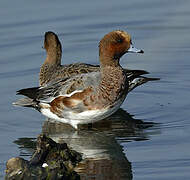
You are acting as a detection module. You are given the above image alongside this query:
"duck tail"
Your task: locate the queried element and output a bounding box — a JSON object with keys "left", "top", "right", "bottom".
{"left": 128, "top": 76, "right": 160, "bottom": 92}
{"left": 125, "top": 69, "right": 149, "bottom": 81}
{"left": 12, "top": 97, "right": 40, "bottom": 111}
{"left": 16, "top": 87, "right": 40, "bottom": 99}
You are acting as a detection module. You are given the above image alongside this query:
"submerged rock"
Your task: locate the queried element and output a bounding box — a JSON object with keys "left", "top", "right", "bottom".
{"left": 5, "top": 134, "right": 82, "bottom": 180}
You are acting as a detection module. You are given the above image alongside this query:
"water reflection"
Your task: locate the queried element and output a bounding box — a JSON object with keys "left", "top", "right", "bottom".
{"left": 14, "top": 109, "right": 160, "bottom": 180}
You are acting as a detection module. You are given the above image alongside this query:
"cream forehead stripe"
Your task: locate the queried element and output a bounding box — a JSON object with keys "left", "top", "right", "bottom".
{"left": 115, "top": 30, "right": 130, "bottom": 41}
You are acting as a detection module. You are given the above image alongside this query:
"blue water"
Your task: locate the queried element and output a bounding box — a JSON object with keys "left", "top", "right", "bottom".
{"left": 0, "top": 0, "right": 190, "bottom": 179}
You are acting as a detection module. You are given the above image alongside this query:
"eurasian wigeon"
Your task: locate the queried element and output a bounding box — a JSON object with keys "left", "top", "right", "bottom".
{"left": 40, "top": 31, "right": 99, "bottom": 86}
{"left": 13, "top": 30, "right": 157, "bottom": 129}
{"left": 40, "top": 31, "right": 158, "bottom": 92}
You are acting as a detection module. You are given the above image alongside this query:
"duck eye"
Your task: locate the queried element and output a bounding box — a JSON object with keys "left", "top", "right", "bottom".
{"left": 117, "top": 38, "right": 123, "bottom": 43}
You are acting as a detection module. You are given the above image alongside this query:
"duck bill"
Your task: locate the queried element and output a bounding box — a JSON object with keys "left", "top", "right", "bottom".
{"left": 127, "top": 44, "right": 144, "bottom": 53}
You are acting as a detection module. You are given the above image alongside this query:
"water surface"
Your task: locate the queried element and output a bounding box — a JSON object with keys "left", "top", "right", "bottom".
{"left": 0, "top": 0, "right": 190, "bottom": 179}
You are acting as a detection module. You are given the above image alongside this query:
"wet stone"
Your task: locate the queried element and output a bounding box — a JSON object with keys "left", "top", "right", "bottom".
{"left": 5, "top": 134, "right": 82, "bottom": 180}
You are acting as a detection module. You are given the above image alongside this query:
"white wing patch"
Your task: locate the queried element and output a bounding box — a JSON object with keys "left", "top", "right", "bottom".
{"left": 40, "top": 90, "right": 83, "bottom": 103}
{"left": 62, "top": 90, "right": 83, "bottom": 97}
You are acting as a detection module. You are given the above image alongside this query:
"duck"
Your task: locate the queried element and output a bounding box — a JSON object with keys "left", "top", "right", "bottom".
{"left": 40, "top": 31, "right": 99, "bottom": 86}
{"left": 13, "top": 30, "right": 157, "bottom": 129}
{"left": 40, "top": 31, "right": 158, "bottom": 92}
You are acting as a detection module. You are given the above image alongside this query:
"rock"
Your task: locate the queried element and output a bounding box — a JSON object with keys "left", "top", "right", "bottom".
{"left": 5, "top": 134, "right": 82, "bottom": 180}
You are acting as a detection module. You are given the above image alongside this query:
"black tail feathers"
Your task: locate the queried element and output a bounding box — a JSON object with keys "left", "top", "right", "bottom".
{"left": 17, "top": 87, "right": 40, "bottom": 100}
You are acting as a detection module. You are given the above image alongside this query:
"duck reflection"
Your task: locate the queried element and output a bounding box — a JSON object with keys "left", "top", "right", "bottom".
{"left": 42, "top": 108, "right": 159, "bottom": 141}
{"left": 14, "top": 109, "right": 160, "bottom": 180}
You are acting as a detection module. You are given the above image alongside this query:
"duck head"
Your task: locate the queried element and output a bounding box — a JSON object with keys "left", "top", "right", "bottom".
{"left": 43, "top": 31, "right": 62, "bottom": 65}
{"left": 99, "top": 30, "right": 143, "bottom": 67}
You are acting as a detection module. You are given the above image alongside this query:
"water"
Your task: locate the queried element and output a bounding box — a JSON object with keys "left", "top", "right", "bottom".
{"left": 0, "top": 0, "right": 190, "bottom": 179}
